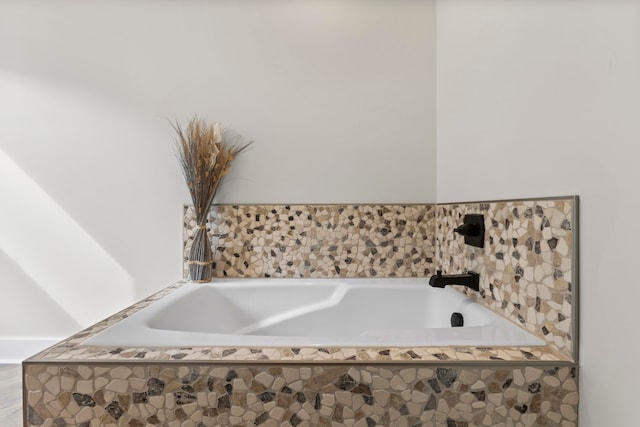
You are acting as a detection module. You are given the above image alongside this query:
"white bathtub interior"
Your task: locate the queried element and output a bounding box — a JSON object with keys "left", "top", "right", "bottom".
{"left": 84, "top": 278, "right": 546, "bottom": 348}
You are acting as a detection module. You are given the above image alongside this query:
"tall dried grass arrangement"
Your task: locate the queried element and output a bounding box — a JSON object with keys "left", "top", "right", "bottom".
{"left": 172, "top": 117, "right": 252, "bottom": 282}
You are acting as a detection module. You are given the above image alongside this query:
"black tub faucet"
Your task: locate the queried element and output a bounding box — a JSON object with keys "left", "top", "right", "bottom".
{"left": 429, "top": 270, "right": 480, "bottom": 292}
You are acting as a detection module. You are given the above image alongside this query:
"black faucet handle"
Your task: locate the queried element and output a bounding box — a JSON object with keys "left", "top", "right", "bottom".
{"left": 454, "top": 214, "right": 485, "bottom": 248}
{"left": 436, "top": 270, "right": 442, "bottom": 276}
{"left": 454, "top": 223, "right": 480, "bottom": 236}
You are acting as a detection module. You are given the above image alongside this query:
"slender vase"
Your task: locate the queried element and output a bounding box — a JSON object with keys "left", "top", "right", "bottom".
{"left": 189, "top": 222, "right": 214, "bottom": 283}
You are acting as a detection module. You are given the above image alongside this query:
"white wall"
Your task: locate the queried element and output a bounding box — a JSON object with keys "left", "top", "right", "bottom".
{"left": 0, "top": 0, "right": 436, "bottom": 353}
{"left": 1, "top": 0, "right": 634, "bottom": 420}
{"left": 437, "top": 1, "right": 640, "bottom": 425}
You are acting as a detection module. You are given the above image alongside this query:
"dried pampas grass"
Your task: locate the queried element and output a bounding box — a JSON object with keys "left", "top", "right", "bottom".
{"left": 172, "top": 116, "right": 252, "bottom": 282}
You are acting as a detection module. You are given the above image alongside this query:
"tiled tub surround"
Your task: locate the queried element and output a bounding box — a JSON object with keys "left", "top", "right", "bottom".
{"left": 24, "top": 363, "right": 578, "bottom": 427}
{"left": 183, "top": 204, "right": 436, "bottom": 279}
{"left": 23, "top": 197, "right": 579, "bottom": 425}
{"left": 436, "top": 198, "right": 577, "bottom": 360}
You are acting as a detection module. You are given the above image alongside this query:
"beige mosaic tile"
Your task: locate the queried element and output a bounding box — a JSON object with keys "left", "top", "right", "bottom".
{"left": 183, "top": 204, "right": 436, "bottom": 279}
{"left": 23, "top": 198, "right": 579, "bottom": 426}
{"left": 436, "top": 198, "right": 577, "bottom": 360}
{"left": 24, "top": 363, "right": 578, "bottom": 427}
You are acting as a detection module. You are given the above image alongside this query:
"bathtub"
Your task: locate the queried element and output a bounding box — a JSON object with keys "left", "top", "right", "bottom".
{"left": 84, "top": 278, "right": 545, "bottom": 348}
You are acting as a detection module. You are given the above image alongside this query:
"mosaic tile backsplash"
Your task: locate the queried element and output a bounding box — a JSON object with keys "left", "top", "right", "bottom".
{"left": 436, "top": 198, "right": 576, "bottom": 360}
{"left": 184, "top": 205, "right": 436, "bottom": 279}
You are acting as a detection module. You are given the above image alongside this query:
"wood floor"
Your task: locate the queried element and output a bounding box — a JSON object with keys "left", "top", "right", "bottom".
{"left": 0, "top": 364, "right": 22, "bottom": 426}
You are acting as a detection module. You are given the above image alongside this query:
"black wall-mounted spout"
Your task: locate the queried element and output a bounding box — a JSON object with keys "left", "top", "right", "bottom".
{"left": 429, "top": 270, "right": 480, "bottom": 292}
{"left": 454, "top": 214, "right": 485, "bottom": 248}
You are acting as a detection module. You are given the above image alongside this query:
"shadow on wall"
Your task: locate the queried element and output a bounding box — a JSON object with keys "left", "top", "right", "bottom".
{"left": 0, "top": 148, "right": 135, "bottom": 329}
{"left": 0, "top": 249, "right": 80, "bottom": 336}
